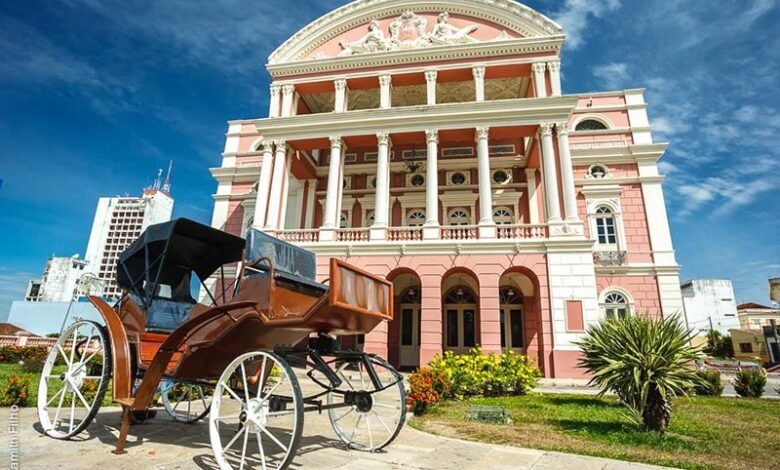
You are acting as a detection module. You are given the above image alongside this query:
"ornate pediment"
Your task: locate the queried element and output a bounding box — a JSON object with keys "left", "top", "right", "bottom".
{"left": 335, "top": 11, "right": 509, "bottom": 58}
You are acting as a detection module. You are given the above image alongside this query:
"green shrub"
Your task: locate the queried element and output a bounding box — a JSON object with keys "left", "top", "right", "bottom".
{"left": 693, "top": 370, "right": 723, "bottom": 396}
{"left": 407, "top": 367, "right": 447, "bottom": 416}
{"left": 0, "top": 345, "right": 50, "bottom": 364}
{"left": 429, "top": 348, "right": 541, "bottom": 400}
{"left": 733, "top": 369, "right": 766, "bottom": 398}
{"left": 575, "top": 314, "right": 703, "bottom": 433}
{"left": 0, "top": 375, "right": 31, "bottom": 407}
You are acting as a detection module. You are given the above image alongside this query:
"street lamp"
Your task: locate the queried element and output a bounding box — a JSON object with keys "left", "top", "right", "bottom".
{"left": 57, "top": 273, "right": 104, "bottom": 336}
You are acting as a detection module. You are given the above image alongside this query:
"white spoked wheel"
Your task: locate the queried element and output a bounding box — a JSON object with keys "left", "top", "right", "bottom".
{"left": 210, "top": 351, "right": 303, "bottom": 470}
{"left": 161, "top": 380, "right": 213, "bottom": 423}
{"left": 37, "top": 320, "right": 111, "bottom": 439}
{"left": 326, "top": 356, "right": 406, "bottom": 452}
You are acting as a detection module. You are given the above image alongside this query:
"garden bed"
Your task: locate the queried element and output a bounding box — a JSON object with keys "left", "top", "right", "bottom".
{"left": 411, "top": 393, "right": 780, "bottom": 470}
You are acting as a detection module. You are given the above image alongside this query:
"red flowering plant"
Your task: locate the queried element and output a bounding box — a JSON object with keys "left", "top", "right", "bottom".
{"left": 407, "top": 367, "right": 448, "bottom": 416}
{"left": 0, "top": 374, "right": 31, "bottom": 407}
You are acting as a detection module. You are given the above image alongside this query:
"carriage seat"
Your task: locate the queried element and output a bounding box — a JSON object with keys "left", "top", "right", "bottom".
{"left": 130, "top": 293, "right": 195, "bottom": 333}
{"left": 244, "top": 228, "right": 328, "bottom": 295}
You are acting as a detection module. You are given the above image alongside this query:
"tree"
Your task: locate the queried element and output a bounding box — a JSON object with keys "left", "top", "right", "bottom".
{"left": 705, "top": 330, "right": 734, "bottom": 358}
{"left": 576, "top": 314, "right": 704, "bottom": 433}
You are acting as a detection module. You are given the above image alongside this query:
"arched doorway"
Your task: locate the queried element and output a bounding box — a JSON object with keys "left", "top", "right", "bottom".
{"left": 443, "top": 286, "right": 478, "bottom": 354}
{"left": 386, "top": 270, "right": 421, "bottom": 369}
{"left": 499, "top": 286, "right": 524, "bottom": 352}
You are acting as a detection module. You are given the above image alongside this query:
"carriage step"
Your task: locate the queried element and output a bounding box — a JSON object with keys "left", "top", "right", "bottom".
{"left": 115, "top": 398, "right": 134, "bottom": 407}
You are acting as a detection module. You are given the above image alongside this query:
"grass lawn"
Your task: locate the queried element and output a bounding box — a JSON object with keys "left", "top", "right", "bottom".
{"left": 0, "top": 362, "right": 113, "bottom": 408}
{"left": 411, "top": 393, "right": 780, "bottom": 470}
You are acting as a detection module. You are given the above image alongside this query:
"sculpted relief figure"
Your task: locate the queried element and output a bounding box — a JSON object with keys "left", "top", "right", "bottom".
{"left": 339, "top": 20, "right": 389, "bottom": 56}
{"left": 429, "top": 12, "right": 478, "bottom": 45}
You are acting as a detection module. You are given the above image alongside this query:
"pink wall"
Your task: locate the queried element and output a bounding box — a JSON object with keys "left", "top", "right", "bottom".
{"left": 596, "top": 275, "right": 662, "bottom": 317}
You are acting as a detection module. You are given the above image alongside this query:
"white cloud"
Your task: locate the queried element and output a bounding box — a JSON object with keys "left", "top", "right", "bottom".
{"left": 591, "top": 62, "right": 629, "bottom": 90}
{"left": 554, "top": 0, "right": 622, "bottom": 49}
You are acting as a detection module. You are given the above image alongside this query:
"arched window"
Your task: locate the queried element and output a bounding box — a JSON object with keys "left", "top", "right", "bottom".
{"left": 401, "top": 287, "right": 421, "bottom": 303}
{"left": 493, "top": 207, "right": 514, "bottom": 225}
{"left": 445, "top": 287, "right": 476, "bottom": 304}
{"left": 448, "top": 208, "right": 470, "bottom": 226}
{"left": 595, "top": 206, "right": 617, "bottom": 245}
{"left": 575, "top": 119, "right": 608, "bottom": 131}
{"left": 406, "top": 210, "right": 426, "bottom": 227}
{"left": 603, "top": 292, "right": 629, "bottom": 319}
{"left": 499, "top": 286, "right": 523, "bottom": 349}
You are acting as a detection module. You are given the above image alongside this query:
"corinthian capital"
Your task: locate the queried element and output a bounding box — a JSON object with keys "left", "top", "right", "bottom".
{"left": 531, "top": 62, "right": 546, "bottom": 74}
{"left": 425, "top": 129, "right": 438, "bottom": 144}
{"left": 272, "top": 140, "right": 287, "bottom": 152}
{"left": 379, "top": 74, "right": 392, "bottom": 87}
{"left": 269, "top": 83, "right": 281, "bottom": 95}
{"left": 376, "top": 132, "right": 390, "bottom": 146}
{"left": 329, "top": 137, "right": 342, "bottom": 149}
{"left": 547, "top": 61, "right": 561, "bottom": 72}
{"left": 475, "top": 127, "right": 490, "bottom": 141}
{"left": 261, "top": 140, "right": 274, "bottom": 153}
{"left": 472, "top": 66, "right": 486, "bottom": 80}
{"left": 539, "top": 122, "right": 554, "bottom": 137}
{"left": 281, "top": 84, "right": 295, "bottom": 96}
{"left": 425, "top": 70, "right": 438, "bottom": 82}
{"left": 555, "top": 121, "right": 570, "bottom": 136}
{"left": 334, "top": 78, "right": 348, "bottom": 91}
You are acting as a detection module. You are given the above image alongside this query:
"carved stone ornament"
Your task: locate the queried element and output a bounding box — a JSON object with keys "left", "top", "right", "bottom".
{"left": 336, "top": 11, "right": 509, "bottom": 58}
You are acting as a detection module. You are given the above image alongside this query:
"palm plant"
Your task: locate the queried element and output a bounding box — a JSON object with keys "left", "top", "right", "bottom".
{"left": 575, "top": 314, "right": 703, "bottom": 433}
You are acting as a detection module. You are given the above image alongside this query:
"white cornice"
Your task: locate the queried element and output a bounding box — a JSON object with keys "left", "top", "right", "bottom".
{"left": 256, "top": 96, "right": 579, "bottom": 141}
{"left": 268, "top": 0, "right": 563, "bottom": 67}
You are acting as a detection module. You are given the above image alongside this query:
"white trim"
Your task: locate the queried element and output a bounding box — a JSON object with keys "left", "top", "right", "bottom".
{"left": 598, "top": 286, "right": 634, "bottom": 304}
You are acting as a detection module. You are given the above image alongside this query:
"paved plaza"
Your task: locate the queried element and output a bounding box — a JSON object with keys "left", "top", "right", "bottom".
{"left": 1, "top": 406, "right": 671, "bottom": 469}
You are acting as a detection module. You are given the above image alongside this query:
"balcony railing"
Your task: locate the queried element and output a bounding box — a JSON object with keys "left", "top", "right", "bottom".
{"left": 277, "top": 229, "right": 320, "bottom": 243}
{"left": 388, "top": 226, "right": 423, "bottom": 241}
{"left": 441, "top": 225, "right": 479, "bottom": 240}
{"left": 337, "top": 228, "right": 370, "bottom": 242}
{"left": 497, "top": 224, "right": 548, "bottom": 239}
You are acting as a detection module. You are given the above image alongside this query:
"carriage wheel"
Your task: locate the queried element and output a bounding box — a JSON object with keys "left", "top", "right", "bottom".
{"left": 210, "top": 351, "right": 303, "bottom": 470}
{"left": 161, "top": 380, "right": 213, "bottom": 423}
{"left": 37, "top": 320, "right": 111, "bottom": 439}
{"left": 326, "top": 356, "right": 406, "bottom": 452}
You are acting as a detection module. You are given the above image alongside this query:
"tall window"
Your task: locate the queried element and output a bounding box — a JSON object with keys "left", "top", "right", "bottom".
{"left": 499, "top": 286, "right": 524, "bottom": 349}
{"left": 406, "top": 210, "right": 425, "bottom": 227}
{"left": 595, "top": 206, "right": 617, "bottom": 245}
{"left": 448, "top": 208, "right": 470, "bottom": 226}
{"left": 575, "top": 119, "right": 608, "bottom": 131}
{"left": 493, "top": 207, "right": 514, "bottom": 225}
{"left": 603, "top": 292, "right": 629, "bottom": 319}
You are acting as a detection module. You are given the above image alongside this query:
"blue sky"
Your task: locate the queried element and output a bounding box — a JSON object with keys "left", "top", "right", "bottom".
{"left": 0, "top": 0, "right": 778, "bottom": 319}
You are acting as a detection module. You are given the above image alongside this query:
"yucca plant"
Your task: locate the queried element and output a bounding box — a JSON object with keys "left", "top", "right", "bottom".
{"left": 575, "top": 314, "right": 703, "bottom": 433}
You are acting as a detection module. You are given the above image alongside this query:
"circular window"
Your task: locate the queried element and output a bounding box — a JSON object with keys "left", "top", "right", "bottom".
{"left": 575, "top": 119, "right": 608, "bottom": 131}
{"left": 589, "top": 165, "right": 608, "bottom": 179}
{"left": 451, "top": 172, "right": 466, "bottom": 185}
{"left": 411, "top": 174, "right": 425, "bottom": 187}
{"left": 492, "top": 170, "right": 509, "bottom": 184}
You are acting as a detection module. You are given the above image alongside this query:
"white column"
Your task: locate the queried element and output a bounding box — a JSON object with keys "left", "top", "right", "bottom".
{"left": 547, "top": 61, "right": 562, "bottom": 96}
{"left": 334, "top": 78, "right": 348, "bottom": 113}
{"left": 335, "top": 145, "right": 346, "bottom": 224}
{"left": 425, "top": 70, "right": 437, "bottom": 105}
{"left": 304, "top": 179, "right": 316, "bottom": 229}
{"left": 476, "top": 127, "right": 495, "bottom": 238}
{"left": 539, "top": 123, "right": 561, "bottom": 222}
{"left": 371, "top": 132, "right": 391, "bottom": 239}
{"left": 268, "top": 84, "right": 281, "bottom": 118}
{"left": 555, "top": 122, "right": 579, "bottom": 222}
{"left": 379, "top": 74, "right": 392, "bottom": 109}
{"left": 278, "top": 151, "right": 292, "bottom": 228}
{"left": 321, "top": 137, "right": 343, "bottom": 236}
{"left": 264, "top": 141, "right": 287, "bottom": 230}
{"left": 473, "top": 66, "right": 485, "bottom": 102}
{"left": 253, "top": 140, "right": 275, "bottom": 228}
{"left": 423, "top": 129, "right": 440, "bottom": 239}
{"left": 531, "top": 62, "right": 548, "bottom": 98}
{"left": 525, "top": 168, "right": 540, "bottom": 225}
{"left": 280, "top": 84, "right": 295, "bottom": 117}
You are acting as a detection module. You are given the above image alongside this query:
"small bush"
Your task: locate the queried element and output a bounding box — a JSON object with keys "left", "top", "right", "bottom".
{"left": 0, "top": 375, "right": 31, "bottom": 407}
{"left": 0, "top": 345, "right": 49, "bottom": 364}
{"left": 20, "top": 359, "right": 45, "bottom": 373}
{"left": 429, "top": 348, "right": 541, "bottom": 400}
{"left": 407, "top": 367, "right": 447, "bottom": 416}
{"left": 693, "top": 370, "right": 723, "bottom": 396}
{"left": 733, "top": 368, "right": 766, "bottom": 398}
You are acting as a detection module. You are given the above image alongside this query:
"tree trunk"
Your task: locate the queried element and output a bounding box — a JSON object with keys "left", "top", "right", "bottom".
{"left": 643, "top": 383, "right": 671, "bottom": 433}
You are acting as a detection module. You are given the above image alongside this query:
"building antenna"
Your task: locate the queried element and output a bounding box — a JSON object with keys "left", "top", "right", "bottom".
{"left": 162, "top": 160, "right": 173, "bottom": 194}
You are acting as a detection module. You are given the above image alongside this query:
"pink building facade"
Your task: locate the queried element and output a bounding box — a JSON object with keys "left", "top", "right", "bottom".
{"left": 208, "top": 0, "right": 684, "bottom": 378}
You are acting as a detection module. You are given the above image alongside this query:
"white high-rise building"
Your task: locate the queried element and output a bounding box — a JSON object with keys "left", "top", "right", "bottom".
{"left": 24, "top": 254, "right": 89, "bottom": 302}
{"left": 85, "top": 188, "right": 174, "bottom": 299}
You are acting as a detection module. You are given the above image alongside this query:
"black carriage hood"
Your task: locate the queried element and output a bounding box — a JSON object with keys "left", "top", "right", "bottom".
{"left": 116, "top": 218, "right": 245, "bottom": 294}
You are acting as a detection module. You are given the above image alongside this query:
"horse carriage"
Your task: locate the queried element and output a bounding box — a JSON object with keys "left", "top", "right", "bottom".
{"left": 37, "top": 218, "right": 405, "bottom": 469}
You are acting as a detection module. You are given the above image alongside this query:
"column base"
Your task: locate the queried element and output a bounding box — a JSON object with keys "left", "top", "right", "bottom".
{"left": 422, "top": 224, "right": 440, "bottom": 240}
{"left": 319, "top": 228, "right": 336, "bottom": 241}
{"left": 478, "top": 222, "right": 496, "bottom": 239}
{"left": 369, "top": 226, "right": 387, "bottom": 241}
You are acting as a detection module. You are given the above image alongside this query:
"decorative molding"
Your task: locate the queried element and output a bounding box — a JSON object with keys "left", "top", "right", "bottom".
{"left": 531, "top": 62, "right": 546, "bottom": 74}
{"left": 555, "top": 121, "right": 569, "bottom": 136}
{"left": 472, "top": 65, "right": 486, "bottom": 79}
{"left": 539, "top": 122, "right": 554, "bottom": 136}
{"left": 376, "top": 132, "right": 391, "bottom": 145}
{"left": 425, "top": 129, "right": 439, "bottom": 144}
{"left": 379, "top": 74, "right": 392, "bottom": 86}
{"left": 475, "top": 126, "right": 490, "bottom": 140}
{"left": 281, "top": 84, "right": 295, "bottom": 96}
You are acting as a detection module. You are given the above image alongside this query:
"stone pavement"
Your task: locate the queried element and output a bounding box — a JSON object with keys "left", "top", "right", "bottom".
{"left": 0, "top": 406, "right": 671, "bottom": 469}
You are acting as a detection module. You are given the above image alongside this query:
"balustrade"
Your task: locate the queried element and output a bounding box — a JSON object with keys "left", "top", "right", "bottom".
{"left": 277, "top": 229, "right": 320, "bottom": 243}
{"left": 387, "top": 226, "right": 423, "bottom": 241}
{"left": 337, "top": 228, "right": 370, "bottom": 242}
